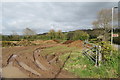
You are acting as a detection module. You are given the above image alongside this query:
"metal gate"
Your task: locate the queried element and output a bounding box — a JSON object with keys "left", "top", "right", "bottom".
{"left": 82, "top": 41, "right": 102, "bottom": 66}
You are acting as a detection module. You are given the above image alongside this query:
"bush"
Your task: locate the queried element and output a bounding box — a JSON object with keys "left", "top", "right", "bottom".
{"left": 97, "top": 41, "right": 113, "bottom": 61}
{"left": 67, "top": 30, "right": 89, "bottom": 40}
{"left": 89, "top": 38, "right": 98, "bottom": 43}
{"left": 17, "top": 39, "right": 35, "bottom": 46}
{"left": 2, "top": 41, "right": 17, "bottom": 47}
{"left": 113, "top": 34, "right": 120, "bottom": 45}
{"left": 73, "top": 30, "right": 89, "bottom": 40}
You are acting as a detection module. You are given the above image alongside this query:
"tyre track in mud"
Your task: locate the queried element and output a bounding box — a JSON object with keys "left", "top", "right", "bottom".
{"left": 3, "top": 45, "right": 76, "bottom": 78}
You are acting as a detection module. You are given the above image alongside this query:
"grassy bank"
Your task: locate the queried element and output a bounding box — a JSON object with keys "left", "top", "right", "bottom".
{"left": 60, "top": 51, "right": 119, "bottom": 78}
{"left": 39, "top": 44, "right": 119, "bottom": 78}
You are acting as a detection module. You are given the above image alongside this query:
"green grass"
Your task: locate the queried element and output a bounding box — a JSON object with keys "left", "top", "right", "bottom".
{"left": 40, "top": 44, "right": 119, "bottom": 78}
{"left": 60, "top": 51, "right": 119, "bottom": 78}
{"left": 41, "top": 45, "right": 80, "bottom": 56}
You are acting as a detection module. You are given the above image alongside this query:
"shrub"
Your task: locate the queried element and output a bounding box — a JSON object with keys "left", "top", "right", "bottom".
{"left": 2, "top": 41, "right": 17, "bottom": 47}
{"left": 97, "top": 41, "right": 113, "bottom": 61}
{"left": 67, "top": 30, "right": 89, "bottom": 40}
{"left": 17, "top": 39, "right": 35, "bottom": 46}
{"left": 73, "top": 30, "right": 89, "bottom": 40}
{"left": 113, "top": 34, "right": 120, "bottom": 45}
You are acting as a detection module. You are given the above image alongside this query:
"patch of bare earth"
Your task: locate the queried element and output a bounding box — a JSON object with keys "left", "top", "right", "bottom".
{"left": 2, "top": 43, "right": 77, "bottom": 78}
{"left": 68, "top": 40, "right": 84, "bottom": 48}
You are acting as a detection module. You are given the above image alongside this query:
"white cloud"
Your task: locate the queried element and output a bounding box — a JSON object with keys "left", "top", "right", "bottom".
{"left": 1, "top": 0, "right": 119, "bottom": 2}
{"left": 2, "top": 2, "right": 118, "bottom": 35}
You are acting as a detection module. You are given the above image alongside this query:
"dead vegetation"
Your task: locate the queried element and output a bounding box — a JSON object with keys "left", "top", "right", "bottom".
{"left": 16, "top": 40, "right": 34, "bottom": 46}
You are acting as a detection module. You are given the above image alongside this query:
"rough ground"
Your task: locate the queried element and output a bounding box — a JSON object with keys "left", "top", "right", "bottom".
{"left": 2, "top": 41, "right": 81, "bottom": 78}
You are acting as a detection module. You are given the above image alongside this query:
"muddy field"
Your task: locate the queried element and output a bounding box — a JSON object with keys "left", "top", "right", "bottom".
{"left": 2, "top": 40, "right": 92, "bottom": 78}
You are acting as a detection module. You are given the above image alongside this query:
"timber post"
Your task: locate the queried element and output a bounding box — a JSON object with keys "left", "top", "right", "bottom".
{"left": 98, "top": 46, "right": 102, "bottom": 66}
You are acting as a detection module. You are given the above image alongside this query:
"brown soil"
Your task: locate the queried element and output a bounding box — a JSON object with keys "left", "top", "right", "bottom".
{"left": 68, "top": 40, "right": 84, "bottom": 48}
{"left": 85, "top": 44, "right": 93, "bottom": 48}
{"left": 44, "top": 40, "right": 58, "bottom": 44}
{"left": 31, "top": 40, "right": 44, "bottom": 45}
{"left": 2, "top": 44, "right": 77, "bottom": 78}
{"left": 1, "top": 40, "right": 95, "bottom": 78}
{"left": 53, "top": 40, "right": 60, "bottom": 43}
{"left": 63, "top": 40, "right": 74, "bottom": 44}
{"left": 29, "top": 40, "right": 59, "bottom": 45}
{"left": 2, "top": 63, "right": 29, "bottom": 78}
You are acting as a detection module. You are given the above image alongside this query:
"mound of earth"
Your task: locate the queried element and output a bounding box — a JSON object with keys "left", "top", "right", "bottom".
{"left": 63, "top": 40, "right": 74, "bottom": 44}
{"left": 68, "top": 40, "right": 84, "bottom": 48}
{"left": 17, "top": 40, "right": 34, "bottom": 46}
{"left": 31, "top": 40, "right": 44, "bottom": 45}
{"left": 53, "top": 40, "right": 60, "bottom": 43}
{"left": 44, "top": 40, "right": 58, "bottom": 44}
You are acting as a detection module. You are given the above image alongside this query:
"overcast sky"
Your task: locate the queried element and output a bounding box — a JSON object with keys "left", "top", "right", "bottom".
{"left": 1, "top": 2, "right": 118, "bottom": 35}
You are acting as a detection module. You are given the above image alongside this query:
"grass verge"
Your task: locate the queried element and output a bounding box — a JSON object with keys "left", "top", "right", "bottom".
{"left": 60, "top": 50, "right": 119, "bottom": 78}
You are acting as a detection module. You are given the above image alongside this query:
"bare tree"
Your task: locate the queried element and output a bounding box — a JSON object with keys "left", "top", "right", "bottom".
{"left": 23, "top": 28, "right": 36, "bottom": 36}
{"left": 11, "top": 30, "right": 19, "bottom": 41}
{"left": 92, "top": 9, "right": 117, "bottom": 41}
{"left": 47, "top": 29, "right": 56, "bottom": 39}
{"left": 56, "top": 30, "right": 64, "bottom": 39}
{"left": 12, "top": 30, "right": 18, "bottom": 36}
{"left": 92, "top": 9, "right": 112, "bottom": 29}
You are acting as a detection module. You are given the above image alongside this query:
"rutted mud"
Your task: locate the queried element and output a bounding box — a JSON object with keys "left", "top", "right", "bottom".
{"left": 2, "top": 40, "right": 87, "bottom": 78}
{"left": 35, "top": 60, "right": 48, "bottom": 71}
{"left": 2, "top": 62, "right": 29, "bottom": 78}
{"left": 18, "top": 62, "right": 41, "bottom": 76}
{"left": 2, "top": 45, "right": 76, "bottom": 78}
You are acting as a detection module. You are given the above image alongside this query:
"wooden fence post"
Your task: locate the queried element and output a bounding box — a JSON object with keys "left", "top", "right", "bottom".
{"left": 98, "top": 46, "right": 102, "bottom": 66}
{"left": 95, "top": 45, "right": 98, "bottom": 66}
